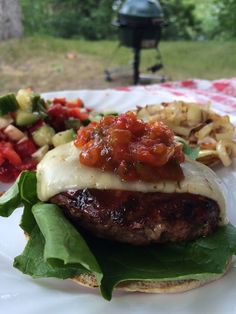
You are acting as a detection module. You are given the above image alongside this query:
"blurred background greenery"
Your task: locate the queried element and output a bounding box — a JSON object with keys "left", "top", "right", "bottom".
{"left": 21, "top": 0, "right": 236, "bottom": 40}
{"left": 0, "top": 0, "right": 236, "bottom": 93}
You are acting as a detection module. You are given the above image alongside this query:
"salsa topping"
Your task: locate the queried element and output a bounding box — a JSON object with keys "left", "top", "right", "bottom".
{"left": 75, "top": 111, "right": 185, "bottom": 182}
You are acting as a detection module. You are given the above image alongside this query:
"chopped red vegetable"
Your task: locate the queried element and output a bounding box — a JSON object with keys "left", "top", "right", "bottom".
{"left": 0, "top": 162, "right": 20, "bottom": 183}
{"left": 52, "top": 98, "right": 67, "bottom": 106}
{"left": 15, "top": 139, "right": 37, "bottom": 158}
{"left": 75, "top": 111, "right": 185, "bottom": 182}
{"left": 67, "top": 108, "right": 89, "bottom": 121}
{"left": 0, "top": 94, "right": 90, "bottom": 183}
{"left": 47, "top": 98, "right": 89, "bottom": 131}
{"left": 65, "top": 98, "right": 84, "bottom": 108}
{"left": 0, "top": 142, "right": 21, "bottom": 166}
{"left": 28, "top": 119, "right": 45, "bottom": 134}
{"left": 0, "top": 140, "right": 38, "bottom": 183}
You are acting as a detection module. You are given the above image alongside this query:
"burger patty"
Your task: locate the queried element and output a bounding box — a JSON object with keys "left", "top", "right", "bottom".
{"left": 50, "top": 189, "right": 220, "bottom": 245}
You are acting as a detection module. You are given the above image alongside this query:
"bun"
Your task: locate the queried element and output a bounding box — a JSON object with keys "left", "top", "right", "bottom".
{"left": 73, "top": 260, "right": 231, "bottom": 294}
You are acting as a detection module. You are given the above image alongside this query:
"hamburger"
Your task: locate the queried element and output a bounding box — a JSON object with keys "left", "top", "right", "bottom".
{"left": 0, "top": 111, "right": 236, "bottom": 301}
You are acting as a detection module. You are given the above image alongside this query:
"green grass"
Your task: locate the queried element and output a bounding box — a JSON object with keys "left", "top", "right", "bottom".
{"left": 0, "top": 36, "right": 235, "bottom": 93}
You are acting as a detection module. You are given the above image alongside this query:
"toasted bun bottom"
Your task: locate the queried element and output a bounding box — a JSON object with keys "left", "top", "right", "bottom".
{"left": 73, "top": 260, "right": 231, "bottom": 294}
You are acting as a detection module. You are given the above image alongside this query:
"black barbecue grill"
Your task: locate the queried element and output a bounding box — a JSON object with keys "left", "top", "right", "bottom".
{"left": 105, "top": 0, "right": 166, "bottom": 85}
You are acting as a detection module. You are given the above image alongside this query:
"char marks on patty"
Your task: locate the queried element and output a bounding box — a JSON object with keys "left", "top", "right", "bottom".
{"left": 50, "top": 189, "right": 220, "bottom": 245}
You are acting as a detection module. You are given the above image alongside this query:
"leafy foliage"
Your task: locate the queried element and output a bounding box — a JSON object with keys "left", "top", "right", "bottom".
{"left": 160, "top": 0, "right": 201, "bottom": 40}
{"left": 21, "top": 0, "right": 116, "bottom": 39}
{"left": 21, "top": 0, "right": 201, "bottom": 40}
{"left": 213, "top": 0, "right": 236, "bottom": 39}
{"left": 20, "top": 0, "right": 236, "bottom": 40}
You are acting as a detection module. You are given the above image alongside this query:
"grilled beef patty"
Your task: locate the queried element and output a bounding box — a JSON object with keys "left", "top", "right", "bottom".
{"left": 50, "top": 189, "right": 220, "bottom": 245}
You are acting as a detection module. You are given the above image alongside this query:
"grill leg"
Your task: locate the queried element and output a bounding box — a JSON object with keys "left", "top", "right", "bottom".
{"left": 133, "top": 48, "right": 140, "bottom": 85}
{"left": 104, "top": 43, "right": 122, "bottom": 82}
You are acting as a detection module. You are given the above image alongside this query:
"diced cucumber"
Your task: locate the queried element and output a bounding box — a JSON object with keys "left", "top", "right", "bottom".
{"left": 16, "top": 89, "right": 33, "bottom": 112}
{"left": 32, "top": 124, "right": 56, "bottom": 147}
{"left": 0, "top": 94, "right": 19, "bottom": 116}
{"left": 32, "top": 94, "right": 48, "bottom": 119}
{"left": 52, "top": 129, "right": 76, "bottom": 147}
{"left": 65, "top": 118, "right": 81, "bottom": 130}
{"left": 89, "top": 112, "right": 102, "bottom": 122}
{"left": 89, "top": 111, "right": 118, "bottom": 123}
{"left": 31, "top": 145, "right": 49, "bottom": 161}
{"left": 15, "top": 110, "right": 39, "bottom": 126}
{"left": 102, "top": 110, "right": 118, "bottom": 116}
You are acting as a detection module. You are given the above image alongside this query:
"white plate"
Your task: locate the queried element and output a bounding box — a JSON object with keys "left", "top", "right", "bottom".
{"left": 1, "top": 90, "right": 236, "bottom": 314}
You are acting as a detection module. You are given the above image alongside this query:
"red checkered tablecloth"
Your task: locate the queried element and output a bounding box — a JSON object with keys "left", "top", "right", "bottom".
{"left": 116, "top": 78, "right": 236, "bottom": 114}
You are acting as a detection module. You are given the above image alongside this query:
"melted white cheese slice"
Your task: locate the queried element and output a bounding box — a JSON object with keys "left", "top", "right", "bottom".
{"left": 37, "top": 142, "right": 227, "bottom": 224}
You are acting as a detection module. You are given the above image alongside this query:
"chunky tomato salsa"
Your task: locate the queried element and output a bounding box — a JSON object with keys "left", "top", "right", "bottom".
{"left": 75, "top": 111, "right": 185, "bottom": 182}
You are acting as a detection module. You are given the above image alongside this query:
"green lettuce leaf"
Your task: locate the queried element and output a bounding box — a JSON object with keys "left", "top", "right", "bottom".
{"left": 19, "top": 171, "right": 38, "bottom": 204}
{"left": 13, "top": 200, "right": 236, "bottom": 301}
{"left": 90, "top": 224, "right": 236, "bottom": 300}
{"left": 19, "top": 171, "right": 38, "bottom": 234}
{"left": 14, "top": 226, "right": 87, "bottom": 279}
{"left": 32, "top": 203, "right": 102, "bottom": 281}
{"left": 0, "top": 171, "right": 38, "bottom": 234}
{"left": 14, "top": 202, "right": 102, "bottom": 290}
{"left": 0, "top": 171, "right": 36, "bottom": 216}
{"left": 0, "top": 177, "right": 21, "bottom": 217}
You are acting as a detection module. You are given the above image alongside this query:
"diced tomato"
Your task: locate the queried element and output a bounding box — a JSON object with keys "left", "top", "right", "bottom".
{"left": 117, "top": 161, "right": 137, "bottom": 181}
{"left": 109, "top": 129, "right": 132, "bottom": 146}
{"left": 76, "top": 98, "right": 84, "bottom": 108}
{"left": 47, "top": 104, "right": 68, "bottom": 131}
{"left": 53, "top": 98, "right": 66, "bottom": 105}
{"left": 2, "top": 147, "right": 22, "bottom": 166}
{"left": 66, "top": 108, "right": 80, "bottom": 119}
{"left": 28, "top": 119, "right": 45, "bottom": 134}
{"left": 65, "top": 98, "right": 84, "bottom": 108}
{"left": 0, "top": 141, "right": 12, "bottom": 150}
{"left": 0, "top": 131, "right": 6, "bottom": 141}
{"left": 18, "top": 159, "right": 37, "bottom": 171}
{"left": 15, "top": 139, "right": 37, "bottom": 158}
{"left": 67, "top": 108, "right": 89, "bottom": 121}
{"left": 0, "top": 95, "right": 93, "bottom": 184}
{"left": 79, "top": 142, "right": 101, "bottom": 167}
{"left": 0, "top": 163, "right": 19, "bottom": 183}
{"left": 0, "top": 137, "right": 38, "bottom": 182}
{"left": 64, "top": 102, "right": 78, "bottom": 108}
{"left": 0, "top": 141, "right": 22, "bottom": 167}
{"left": 47, "top": 104, "right": 66, "bottom": 119}
{"left": 74, "top": 122, "right": 97, "bottom": 147}
{"left": 0, "top": 153, "right": 4, "bottom": 166}
{"left": 46, "top": 98, "right": 89, "bottom": 132}
{"left": 75, "top": 112, "right": 185, "bottom": 182}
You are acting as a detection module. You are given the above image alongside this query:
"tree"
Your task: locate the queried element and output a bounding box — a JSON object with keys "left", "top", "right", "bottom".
{"left": 160, "top": 0, "right": 201, "bottom": 40}
{"left": 0, "top": 0, "right": 23, "bottom": 40}
{"left": 214, "top": 0, "right": 236, "bottom": 39}
{"left": 21, "top": 0, "right": 115, "bottom": 39}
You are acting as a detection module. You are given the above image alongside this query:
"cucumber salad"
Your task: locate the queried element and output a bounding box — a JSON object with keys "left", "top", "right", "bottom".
{"left": 0, "top": 89, "right": 114, "bottom": 183}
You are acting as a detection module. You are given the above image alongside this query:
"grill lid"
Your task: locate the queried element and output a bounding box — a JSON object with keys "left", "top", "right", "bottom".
{"left": 119, "top": 0, "right": 163, "bottom": 19}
